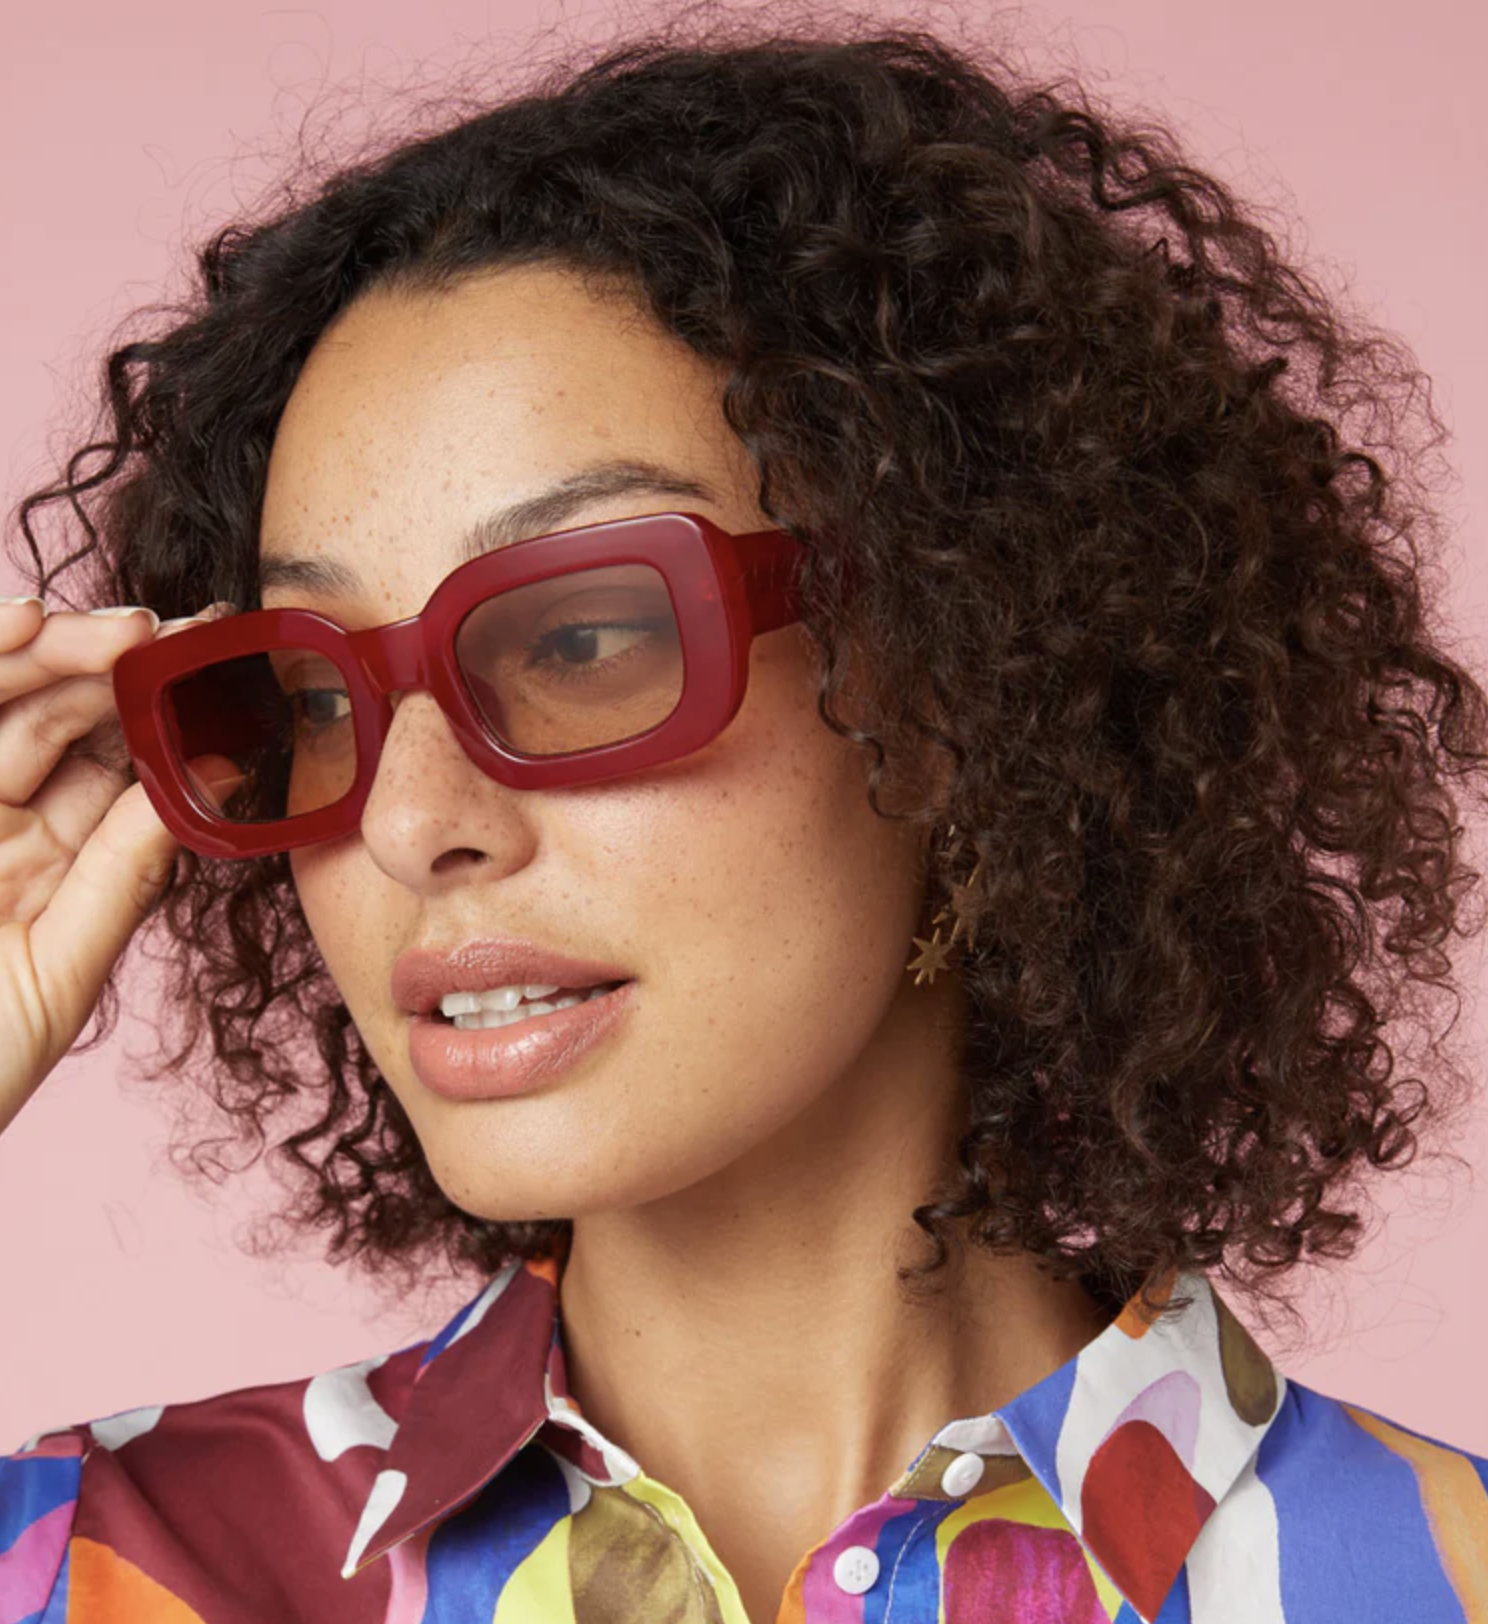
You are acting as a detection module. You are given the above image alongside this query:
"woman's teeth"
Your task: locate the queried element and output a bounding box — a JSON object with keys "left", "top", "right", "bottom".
{"left": 437, "top": 983, "right": 614, "bottom": 1031}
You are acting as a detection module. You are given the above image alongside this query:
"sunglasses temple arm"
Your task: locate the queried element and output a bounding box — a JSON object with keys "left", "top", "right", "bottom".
{"left": 733, "top": 528, "right": 812, "bottom": 635}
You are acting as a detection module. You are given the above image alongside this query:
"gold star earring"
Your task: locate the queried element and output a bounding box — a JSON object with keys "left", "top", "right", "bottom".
{"left": 906, "top": 822, "right": 985, "bottom": 986}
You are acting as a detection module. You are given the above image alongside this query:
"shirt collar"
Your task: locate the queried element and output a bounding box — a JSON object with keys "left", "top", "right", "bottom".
{"left": 339, "top": 1254, "right": 568, "bottom": 1578}
{"left": 341, "top": 1255, "right": 1284, "bottom": 1623}
{"left": 949, "top": 1267, "right": 1286, "bottom": 1621}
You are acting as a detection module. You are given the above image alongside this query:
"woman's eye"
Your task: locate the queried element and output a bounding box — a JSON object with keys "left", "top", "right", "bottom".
{"left": 291, "top": 689, "right": 352, "bottom": 731}
{"left": 527, "top": 620, "right": 656, "bottom": 671}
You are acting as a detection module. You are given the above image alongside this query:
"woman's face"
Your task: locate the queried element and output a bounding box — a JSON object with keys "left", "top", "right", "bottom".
{"left": 263, "top": 263, "right": 961, "bottom": 1223}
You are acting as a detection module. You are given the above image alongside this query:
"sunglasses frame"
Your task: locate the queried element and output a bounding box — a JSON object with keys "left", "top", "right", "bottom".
{"left": 113, "top": 511, "right": 808, "bottom": 860}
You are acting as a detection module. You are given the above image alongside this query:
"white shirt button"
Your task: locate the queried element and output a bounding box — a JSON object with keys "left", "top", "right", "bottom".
{"left": 940, "top": 1450, "right": 986, "bottom": 1497}
{"left": 832, "top": 1545, "right": 880, "bottom": 1594}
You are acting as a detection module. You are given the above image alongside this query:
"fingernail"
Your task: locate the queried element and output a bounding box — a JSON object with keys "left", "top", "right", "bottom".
{"left": 158, "top": 602, "right": 236, "bottom": 632}
{"left": 0, "top": 595, "right": 46, "bottom": 610}
{"left": 89, "top": 606, "right": 160, "bottom": 630}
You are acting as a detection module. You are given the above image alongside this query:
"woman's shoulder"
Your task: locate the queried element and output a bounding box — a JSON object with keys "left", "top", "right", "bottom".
{"left": 0, "top": 1328, "right": 437, "bottom": 1621}
{"left": 1, "top": 1261, "right": 556, "bottom": 1618}
{"left": 1196, "top": 1374, "right": 1488, "bottom": 1622}
{"left": 1261, "top": 1375, "right": 1488, "bottom": 1496}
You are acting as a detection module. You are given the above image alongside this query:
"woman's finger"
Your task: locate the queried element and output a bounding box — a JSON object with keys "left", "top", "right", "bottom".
{"left": 0, "top": 607, "right": 159, "bottom": 706}
{"left": 24, "top": 779, "right": 184, "bottom": 1059}
{"left": 0, "top": 674, "right": 123, "bottom": 808}
{"left": 24, "top": 749, "right": 133, "bottom": 860}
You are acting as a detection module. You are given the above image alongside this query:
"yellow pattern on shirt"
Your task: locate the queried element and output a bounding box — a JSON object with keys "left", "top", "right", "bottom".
{"left": 492, "top": 1514, "right": 577, "bottom": 1624}
{"left": 621, "top": 1474, "right": 752, "bottom": 1624}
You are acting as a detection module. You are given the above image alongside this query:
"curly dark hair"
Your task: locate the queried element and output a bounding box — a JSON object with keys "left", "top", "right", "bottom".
{"left": 12, "top": 7, "right": 1488, "bottom": 1335}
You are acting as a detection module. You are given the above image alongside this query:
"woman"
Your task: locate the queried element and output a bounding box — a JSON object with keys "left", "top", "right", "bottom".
{"left": 1, "top": 19, "right": 1484, "bottom": 1624}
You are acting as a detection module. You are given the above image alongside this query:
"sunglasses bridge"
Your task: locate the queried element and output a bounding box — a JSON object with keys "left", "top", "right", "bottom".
{"left": 344, "top": 614, "right": 435, "bottom": 702}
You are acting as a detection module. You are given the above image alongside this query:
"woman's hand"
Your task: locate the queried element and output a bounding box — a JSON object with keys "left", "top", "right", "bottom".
{"left": 0, "top": 596, "right": 236, "bottom": 1135}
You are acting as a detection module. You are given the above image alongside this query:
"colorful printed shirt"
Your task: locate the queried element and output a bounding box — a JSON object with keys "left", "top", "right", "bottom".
{"left": 2, "top": 1254, "right": 1486, "bottom": 1623}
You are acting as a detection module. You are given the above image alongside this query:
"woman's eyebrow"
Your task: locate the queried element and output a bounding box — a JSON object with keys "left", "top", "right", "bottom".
{"left": 257, "top": 458, "right": 721, "bottom": 595}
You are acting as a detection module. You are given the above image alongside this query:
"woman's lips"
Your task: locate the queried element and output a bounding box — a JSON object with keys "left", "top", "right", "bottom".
{"left": 407, "top": 979, "right": 637, "bottom": 1100}
{"left": 391, "top": 939, "right": 635, "bottom": 1017}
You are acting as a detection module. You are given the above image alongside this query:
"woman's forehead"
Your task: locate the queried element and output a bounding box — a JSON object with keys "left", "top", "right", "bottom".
{"left": 257, "top": 269, "right": 764, "bottom": 606}
{"left": 284, "top": 265, "right": 705, "bottom": 408}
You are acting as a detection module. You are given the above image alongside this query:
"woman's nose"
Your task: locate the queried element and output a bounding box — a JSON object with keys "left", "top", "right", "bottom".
{"left": 356, "top": 688, "right": 534, "bottom": 890}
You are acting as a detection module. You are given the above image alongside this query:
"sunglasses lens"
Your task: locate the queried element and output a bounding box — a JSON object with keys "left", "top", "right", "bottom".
{"left": 161, "top": 647, "right": 359, "bottom": 825}
{"left": 155, "top": 562, "right": 686, "bottom": 830}
{"left": 454, "top": 564, "right": 684, "bottom": 755}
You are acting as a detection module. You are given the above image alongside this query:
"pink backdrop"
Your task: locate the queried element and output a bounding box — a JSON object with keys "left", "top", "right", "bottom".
{"left": 3, "top": 0, "right": 1486, "bottom": 1456}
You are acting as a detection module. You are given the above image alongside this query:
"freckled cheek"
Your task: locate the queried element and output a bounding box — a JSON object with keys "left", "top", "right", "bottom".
{"left": 289, "top": 848, "right": 383, "bottom": 1002}
{"left": 664, "top": 806, "right": 864, "bottom": 998}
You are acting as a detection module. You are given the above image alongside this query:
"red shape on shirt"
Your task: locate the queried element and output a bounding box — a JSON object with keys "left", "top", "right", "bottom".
{"left": 1079, "top": 1418, "right": 1216, "bottom": 1619}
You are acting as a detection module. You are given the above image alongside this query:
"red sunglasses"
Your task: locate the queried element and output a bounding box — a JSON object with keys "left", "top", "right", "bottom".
{"left": 113, "top": 511, "right": 808, "bottom": 860}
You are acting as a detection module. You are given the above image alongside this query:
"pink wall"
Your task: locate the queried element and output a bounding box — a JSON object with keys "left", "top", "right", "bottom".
{"left": 3, "top": 0, "right": 1486, "bottom": 1457}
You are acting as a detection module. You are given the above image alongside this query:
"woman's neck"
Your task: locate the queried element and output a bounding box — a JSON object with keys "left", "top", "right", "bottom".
{"left": 556, "top": 978, "right": 1114, "bottom": 1616}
